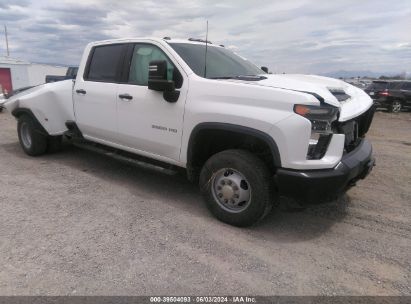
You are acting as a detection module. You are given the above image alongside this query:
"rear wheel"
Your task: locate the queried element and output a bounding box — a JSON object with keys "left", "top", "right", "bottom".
{"left": 389, "top": 100, "right": 402, "bottom": 113}
{"left": 199, "top": 149, "right": 274, "bottom": 227}
{"left": 17, "top": 114, "right": 48, "bottom": 156}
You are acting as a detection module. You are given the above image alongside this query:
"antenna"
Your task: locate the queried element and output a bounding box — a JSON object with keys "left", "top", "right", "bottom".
{"left": 4, "top": 25, "right": 10, "bottom": 57}
{"left": 204, "top": 20, "right": 208, "bottom": 78}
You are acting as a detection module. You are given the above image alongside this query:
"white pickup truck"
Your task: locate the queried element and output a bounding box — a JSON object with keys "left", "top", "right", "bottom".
{"left": 3, "top": 37, "right": 375, "bottom": 226}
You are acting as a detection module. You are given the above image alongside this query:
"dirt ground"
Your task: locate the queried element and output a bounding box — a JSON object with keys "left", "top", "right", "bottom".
{"left": 0, "top": 110, "right": 410, "bottom": 296}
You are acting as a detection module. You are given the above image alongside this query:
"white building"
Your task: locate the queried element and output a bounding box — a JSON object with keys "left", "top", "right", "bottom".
{"left": 0, "top": 57, "right": 67, "bottom": 93}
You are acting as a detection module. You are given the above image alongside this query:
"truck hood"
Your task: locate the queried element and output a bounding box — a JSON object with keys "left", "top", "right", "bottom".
{"left": 228, "top": 74, "right": 373, "bottom": 122}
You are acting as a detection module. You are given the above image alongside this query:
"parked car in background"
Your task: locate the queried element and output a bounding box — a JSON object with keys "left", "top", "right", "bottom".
{"left": 365, "top": 80, "right": 411, "bottom": 112}
{"left": 364, "top": 80, "right": 397, "bottom": 97}
{"left": 45, "top": 66, "right": 78, "bottom": 83}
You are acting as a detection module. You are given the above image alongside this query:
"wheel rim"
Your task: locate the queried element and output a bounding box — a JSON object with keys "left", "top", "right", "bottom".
{"left": 20, "top": 122, "right": 32, "bottom": 149}
{"left": 392, "top": 101, "right": 401, "bottom": 113}
{"left": 211, "top": 168, "right": 251, "bottom": 213}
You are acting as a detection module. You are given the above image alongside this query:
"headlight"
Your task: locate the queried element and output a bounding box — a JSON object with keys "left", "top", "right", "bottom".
{"left": 294, "top": 104, "right": 339, "bottom": 159}
{"left": 294, "top": 104, "right": 338, "bottom": 123}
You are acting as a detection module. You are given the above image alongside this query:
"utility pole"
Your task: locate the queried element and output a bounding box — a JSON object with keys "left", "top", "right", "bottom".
{"left": 4, "top": 25, "right": 10, "bottom": 57}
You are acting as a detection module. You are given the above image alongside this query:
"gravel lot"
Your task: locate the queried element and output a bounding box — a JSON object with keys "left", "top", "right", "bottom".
{"left": 0, "top": 110, "right": 410, "bottom": 296}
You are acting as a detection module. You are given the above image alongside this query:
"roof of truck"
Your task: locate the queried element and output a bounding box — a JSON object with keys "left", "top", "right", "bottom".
{"left": 88, "top": 37, "right": 223, "bottom": 48}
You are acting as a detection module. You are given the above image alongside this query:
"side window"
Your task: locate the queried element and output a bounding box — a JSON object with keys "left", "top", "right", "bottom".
{"left": 85, "top": 44, "right": 125, "bottom": 82}
{"left": 128, "top": 44, "right": 182, "bottom": 88}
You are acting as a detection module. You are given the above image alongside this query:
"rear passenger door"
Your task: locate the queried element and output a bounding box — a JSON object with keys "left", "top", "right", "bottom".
{"left": 74, "top": 44, "right": 127, "bottom": 144}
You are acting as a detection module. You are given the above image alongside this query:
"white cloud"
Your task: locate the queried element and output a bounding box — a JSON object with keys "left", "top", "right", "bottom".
{"left": 0, "top": 0, "right": 410, "bottom": 74}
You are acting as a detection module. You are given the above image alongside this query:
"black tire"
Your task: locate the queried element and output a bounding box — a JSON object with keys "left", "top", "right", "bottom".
{"left": 17, "top": 114, "right": 48, "bottom": 156}
{"left": 199, "top": 149, "right": 274, "bottom": 227}
{"left": 389, "top": 100, "right": 402, "bottom": 113}
{"left": 47, "top": 135, "right": 63, "bottom": 153}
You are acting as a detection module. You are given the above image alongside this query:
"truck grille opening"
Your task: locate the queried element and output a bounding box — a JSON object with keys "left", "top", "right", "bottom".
{"left": 336, "top": 106, "right": 375, "bottom": 153}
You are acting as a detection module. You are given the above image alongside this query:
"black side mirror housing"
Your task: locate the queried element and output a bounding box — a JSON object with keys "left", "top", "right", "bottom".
{"left": 148, "top": 60, "right": 180, "bottom": 103}
{"left": 261, "top": 66, "right": 269, "bottom": 73}
{"left": 148, "top": 60, "right": 175, "bottom": 92}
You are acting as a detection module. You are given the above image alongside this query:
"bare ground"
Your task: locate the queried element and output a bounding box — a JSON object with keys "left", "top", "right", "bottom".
{"left": 0, "top": 111, "right": 410, "bottom": 296}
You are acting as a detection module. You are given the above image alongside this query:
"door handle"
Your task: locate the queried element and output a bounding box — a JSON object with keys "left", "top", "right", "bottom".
{"left": 76, "top": 89, "right": 86, "bottom": 94}
{"left": 119, "top": 93, "right": 133, "bottom": 100}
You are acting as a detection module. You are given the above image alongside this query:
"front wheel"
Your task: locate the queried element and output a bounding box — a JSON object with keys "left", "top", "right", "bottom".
{"left": 389, "top": 100, "right": 402, "bottom": 113}
{"left": 199, "top": 149, "right": 274, "bottom": 227}
{"left": 17, "top": 114, "right": 48, "bottom": 156}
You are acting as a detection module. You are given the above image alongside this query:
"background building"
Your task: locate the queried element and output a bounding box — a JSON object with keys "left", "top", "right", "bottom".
{"left": 0, "top": 56, "right": 67, "bottom": 93}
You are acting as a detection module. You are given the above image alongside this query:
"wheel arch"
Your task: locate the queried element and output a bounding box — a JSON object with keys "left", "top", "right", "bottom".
{"left": 186, "top": 122, "right": 281, "bottom": 182}
{"left": 12, "top": 108, "right": 48, "bottom": 135}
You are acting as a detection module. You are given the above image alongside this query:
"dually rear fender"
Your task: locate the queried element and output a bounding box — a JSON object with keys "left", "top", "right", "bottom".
{"left": 5, "top": 80, "right": 75, "bottom": 136}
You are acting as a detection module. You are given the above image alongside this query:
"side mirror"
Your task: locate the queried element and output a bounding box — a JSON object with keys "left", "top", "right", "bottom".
{"left": 261, "top": 66, "right": 269, "bottom": 73}
{"left": 148, "top": 60, "right": 180, "bottom": 103}
{"left": 148, "top": 60, "right": 175, "bottom": 92}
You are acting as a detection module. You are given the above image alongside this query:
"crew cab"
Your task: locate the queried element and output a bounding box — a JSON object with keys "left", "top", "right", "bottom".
{"left": 3, "top": 37, "right": 376, "bottom": 226}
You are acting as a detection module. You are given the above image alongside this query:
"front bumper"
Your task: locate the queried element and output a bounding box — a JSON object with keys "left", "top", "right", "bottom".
{"left": 275, "top": 139, "right": 375, "bottom": 203}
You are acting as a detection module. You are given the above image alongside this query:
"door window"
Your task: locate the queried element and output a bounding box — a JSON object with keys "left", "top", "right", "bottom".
{"left": 85, "top": 44, "right": 125, "bottom": 82}
{"left": 128, "top": 44, "right": 182, "bottom": 88}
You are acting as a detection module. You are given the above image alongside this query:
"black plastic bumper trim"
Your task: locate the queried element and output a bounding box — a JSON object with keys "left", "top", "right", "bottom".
{"left": 275, "top": 139, "right": 375, "bottom": 203}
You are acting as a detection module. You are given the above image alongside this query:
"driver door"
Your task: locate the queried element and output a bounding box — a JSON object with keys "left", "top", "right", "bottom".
{"left": 116, "top": 42, "right": 187, "bottom": 162}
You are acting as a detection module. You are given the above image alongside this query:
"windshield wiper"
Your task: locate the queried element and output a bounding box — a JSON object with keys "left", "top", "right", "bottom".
{"left": 210, "top": 75, "right": 267, "bottom": 81}
{"left": 210, "top": 76, "right": 235, "bottom": 79}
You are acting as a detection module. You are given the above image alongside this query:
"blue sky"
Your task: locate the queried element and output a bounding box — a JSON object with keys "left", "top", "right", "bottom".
{"left": 0, "top": 0, "right": 410, "bottom": 75}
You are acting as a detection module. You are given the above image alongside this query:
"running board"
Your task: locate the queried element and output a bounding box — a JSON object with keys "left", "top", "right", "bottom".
{"left": 72, "top": 141, "right": 179, "bottom": 176}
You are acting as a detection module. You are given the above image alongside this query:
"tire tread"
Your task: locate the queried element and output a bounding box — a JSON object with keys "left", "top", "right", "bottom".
{"left": 199, "top": 149, "right": 274, "bottom": 227}
{"left": 17, "top": 114, "right": 48, "bottom": 156}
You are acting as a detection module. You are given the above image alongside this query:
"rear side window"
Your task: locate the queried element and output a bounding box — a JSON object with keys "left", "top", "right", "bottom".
{"left": 85, "top": 44, "right": 125, "bottom": 82}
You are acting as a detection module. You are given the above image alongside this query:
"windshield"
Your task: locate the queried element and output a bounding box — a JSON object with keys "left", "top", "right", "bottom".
{"left": 169, "top": 43, "right": 265, "bottom": 79}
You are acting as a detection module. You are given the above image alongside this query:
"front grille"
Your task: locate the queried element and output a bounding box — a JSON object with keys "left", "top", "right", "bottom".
{"left": 340, "top": 120, "right": 358, "bottom": 147}
{"left": 335, "top": 106, "right": 375, "bottom": 153}
{"left": 357, "top": 106, "right": 375, "bottom": 137}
